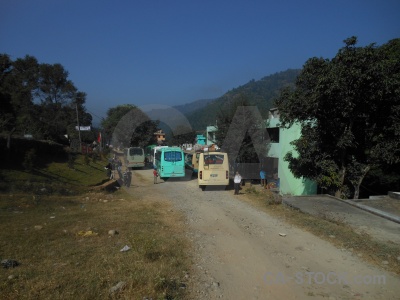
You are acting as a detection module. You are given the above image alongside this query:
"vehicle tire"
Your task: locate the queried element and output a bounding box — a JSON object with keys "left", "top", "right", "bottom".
{"left": 201, "top": 185, "right": 206, "bottom": 191}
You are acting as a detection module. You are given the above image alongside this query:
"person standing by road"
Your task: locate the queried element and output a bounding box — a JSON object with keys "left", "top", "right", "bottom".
{"left": 153, "top": 168, "right": 159, "bottom": 184}
{"left": 260, "top": 169, "right": 266, "bottom": 188}
{"left": 234, "top": 171, "right": 242, "bottom": 195}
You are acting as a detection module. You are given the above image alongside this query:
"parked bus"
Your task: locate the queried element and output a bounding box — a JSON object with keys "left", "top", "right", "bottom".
{"left": 152, "top": 146, "right": 169, "bottom": 168}
{"left": 198, "top": 151, "right": 229, "bottom": 191}
{"left": 154, "top": 147, "right": 185, "bottom": 179}
{"left": 124, "top": 147, "right": 145, "bottom": 168}
{"left": 145, "top": 145, "right": 157, "bottom": 165}
{"left": 183, "top": 149, "right": 202, "bottom": 174}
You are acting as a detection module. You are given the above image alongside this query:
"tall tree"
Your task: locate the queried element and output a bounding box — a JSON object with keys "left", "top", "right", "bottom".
{"left": 102, "top": 104, "right": 159, "bottom": 148}
{"left": 0, "top": 54, "right": 90, "bottom": 144}
{"left": 0, "top": 55, "right": 39, "bottom": 149}
{"left": 37, "top": 63, "right": 86, "bottom": 141}
{"left": 275, "top": 37, "right": 400, "bottom": 199}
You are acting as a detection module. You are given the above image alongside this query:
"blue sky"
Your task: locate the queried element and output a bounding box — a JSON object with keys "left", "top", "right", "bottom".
{"left": 1, "top": 0, "right": 399, "bottom": 124}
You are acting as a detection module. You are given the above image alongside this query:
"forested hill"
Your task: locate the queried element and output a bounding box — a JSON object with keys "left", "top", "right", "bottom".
{"left": 186, "top": 69, "right": 301, "bottom": 130}
{"left": 173, "top": 98, "right": 215, "bottom": 115}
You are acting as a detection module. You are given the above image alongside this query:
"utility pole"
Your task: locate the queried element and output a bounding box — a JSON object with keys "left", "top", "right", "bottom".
{"left": 75, "top": 101, "right": 82, "bottom": 153}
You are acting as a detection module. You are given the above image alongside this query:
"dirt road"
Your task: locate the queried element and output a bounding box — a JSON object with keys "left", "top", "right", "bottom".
{"left": 129, "top": 169, "right": 400, "bottom": 299}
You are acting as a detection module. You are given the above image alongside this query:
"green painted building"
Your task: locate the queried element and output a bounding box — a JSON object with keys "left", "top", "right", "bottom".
{"left": 266, "top": 108, "right": 317, "bottom": 196}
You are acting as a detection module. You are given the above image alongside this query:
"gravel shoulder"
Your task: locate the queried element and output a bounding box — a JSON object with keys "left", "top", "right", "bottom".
{"left": 130, "top": 168, "right": 400, "bottom": 300}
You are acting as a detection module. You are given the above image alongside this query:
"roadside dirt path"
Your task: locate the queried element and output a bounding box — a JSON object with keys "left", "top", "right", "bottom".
{"left": 129, "top": 169, "right": 400, "bottom": 300}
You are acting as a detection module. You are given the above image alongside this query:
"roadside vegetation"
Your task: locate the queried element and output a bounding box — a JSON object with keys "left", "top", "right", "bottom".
{"left": 243, "top": 185, "right": 400, "bottom": 276}
{"left": 0, "top": 153, "right": 190, "bottom": 300}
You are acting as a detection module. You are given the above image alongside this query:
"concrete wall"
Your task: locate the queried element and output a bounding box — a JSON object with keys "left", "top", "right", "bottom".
{"left": 206, "top": 126, "right": 217, "bottom": 145}
{"left": 267, "top": 117, "right": 317, "bottom": 196}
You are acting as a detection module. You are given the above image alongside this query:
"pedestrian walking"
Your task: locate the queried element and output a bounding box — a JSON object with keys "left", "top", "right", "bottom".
{"left": 234, "top": 171, "right": 242, "bottom": 195}
{"left": 153, "top": 168, "right": 159, "bottom": 184}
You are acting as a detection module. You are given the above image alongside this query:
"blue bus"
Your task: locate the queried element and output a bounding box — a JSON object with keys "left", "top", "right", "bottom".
{"left": 154, "top": 147, "right": 185, "bottom": 179}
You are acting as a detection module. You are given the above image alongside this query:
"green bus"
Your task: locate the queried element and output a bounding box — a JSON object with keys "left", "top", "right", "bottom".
{"left": 154, "top": 147, "right": 185, "bottom": 179}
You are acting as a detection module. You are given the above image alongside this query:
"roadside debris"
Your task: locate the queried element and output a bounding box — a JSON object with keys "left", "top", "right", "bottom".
{"left": 77, "top": 230, "right": 98, "bottom": 236}
{"left": 278, "top": 233, "right": 287, "bottom": 237}
{"left": 109, "top": 281, "right": 126, "bottom": 294}
{"left": 108, "top": 229, "right": 119, "bottom": 236}
{"left": 1, "top": 259, "right": 20, "bottom": 269}
{"left": 120, "top": 245, "right": 131, "bottom": 252}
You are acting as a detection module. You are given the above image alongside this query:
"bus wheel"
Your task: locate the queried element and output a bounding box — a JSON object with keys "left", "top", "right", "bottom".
{"left": 200, "top": 185, "right": 206, "bottom": 191}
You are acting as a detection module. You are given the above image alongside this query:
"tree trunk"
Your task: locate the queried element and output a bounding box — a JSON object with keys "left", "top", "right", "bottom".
{"left": 6, "top": 127, "right": 16, "bottom": 149}
{"left": 335, "top": 166, "right": 347, "bottom": 198}
{"left": 353, "top": 165, "right": 371, "bottom": 200}
{"left": 6, "top": 127, "right": 16, "bottom": 160}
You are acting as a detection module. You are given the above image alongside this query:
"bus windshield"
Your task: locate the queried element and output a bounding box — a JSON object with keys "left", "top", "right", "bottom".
{"left": 204, "top": 154, "right": 224, "bottom": 164}
{"left": 164, "top": 151, "right": 182, "bottom": 162}
{"left": 129, "top": 148, "right": 143, "bottom": 156}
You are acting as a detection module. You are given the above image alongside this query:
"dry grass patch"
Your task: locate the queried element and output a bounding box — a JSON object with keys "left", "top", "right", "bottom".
{"left": 242, "top": 187, "right": 400, "bottom": 276}
{"left": 0, "top": 190, "right": 190, "bottom": 300}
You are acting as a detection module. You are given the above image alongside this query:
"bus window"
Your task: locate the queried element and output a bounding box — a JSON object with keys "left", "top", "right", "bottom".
{"left": 164, "top": 151, "right": 182, "bottom": 162}
{"left": 204, "top": 154, "right": 224, "bottom": 165}
{"left": 125, "top": 147, "right": 145, "bottom": 168}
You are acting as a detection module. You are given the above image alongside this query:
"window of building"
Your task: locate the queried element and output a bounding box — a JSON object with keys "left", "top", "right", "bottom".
{"left": 266, "top": 127, "right": 280, "bottom": 143}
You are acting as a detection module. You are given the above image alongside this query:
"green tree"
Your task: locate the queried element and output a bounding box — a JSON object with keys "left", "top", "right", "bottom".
{"left": 168, "top": 125, "right": 196, "bottom": 146}
{"left": 101, "top": 104, "right": 135, "bottom": 139}
{"left": 0, "top": 54, "right": 90, "bottom": 144}
{"left": 0, "top": 54, "right": 39, "bottom": 150}
{"left": 275, "top": 37, "right": 400, "bottom": 199}
{"left": 37, "top": 63, "right": 89, "bottom": 142}
{"left": 102, "top": 104, "right": 159, "bottom": 148}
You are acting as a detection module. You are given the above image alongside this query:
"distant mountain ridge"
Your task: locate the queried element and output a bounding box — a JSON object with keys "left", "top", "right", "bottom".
{"left": 185, "top": 69, "right": 301, "bottom": 130}
{"left": 173, "top": 98, "right": 215, "bottom": 115}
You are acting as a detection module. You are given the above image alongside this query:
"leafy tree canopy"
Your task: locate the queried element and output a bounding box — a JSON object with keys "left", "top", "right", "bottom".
{"left": 275, "top": 37, "right": 400, "bottom": 198}
{"left": 0, "top": 54, "right": 90, "bottom": 143}
{"left": 102, "top": 104, "right": 159, "bottom": 148}
{"left": 168, "top": 125, "right": 196, "bottom": 147}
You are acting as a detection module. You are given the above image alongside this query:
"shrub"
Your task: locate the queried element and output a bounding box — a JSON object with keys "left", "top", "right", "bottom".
{"left": 22, "top": 149, "right": 37, "bottom": 171}
{"left": 83, "top": 154, "right": 90, "bottom": 165}
{"left": 67, "top": 153, "right": 75, "bottom": 169}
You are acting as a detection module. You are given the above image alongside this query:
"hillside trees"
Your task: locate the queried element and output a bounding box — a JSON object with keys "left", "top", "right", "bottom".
{"left": 275, "top": 37, "right": 400, "bottom": 199}
{"left": 186, "top": 69, "right": 300, "bottom": 130}
{"left": 0, "top": 54, "right": 91, "bottom": 144}
{"left": 168, "top": 125, "right": 196, "bottom": 146}
{"left": 215, "top": 94, "right": 267, "bottom": 166}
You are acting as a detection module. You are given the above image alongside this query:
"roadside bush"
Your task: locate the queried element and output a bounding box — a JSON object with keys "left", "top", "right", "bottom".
{"left": 264, "top": 190, "right": 282, "bottom": 205}
{"left": 22, "top": 149, "right": 37, "bottom": 171}
{"left": 92, "top": 153, "right": 98, "bottom": 163}
{"left": 68, "top": 153, "right": 75, "bottom": 169}
{"left": 83, "top": 154, "right": 90, "bottom": 165}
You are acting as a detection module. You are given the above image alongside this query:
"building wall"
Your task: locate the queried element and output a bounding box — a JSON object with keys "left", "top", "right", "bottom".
{"left": 267, "top": 116, "right": 317, "bottom": 196}
{"left": 206, "top": 126, "right": 217, "bottom": 145}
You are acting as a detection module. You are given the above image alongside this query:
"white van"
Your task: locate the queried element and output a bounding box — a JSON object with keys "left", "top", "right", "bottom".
{"left": 198, "top": 152, "right": 229, "bottom": 191}
{"left": 124, "top": 147, "right": 145, "bottom": 168}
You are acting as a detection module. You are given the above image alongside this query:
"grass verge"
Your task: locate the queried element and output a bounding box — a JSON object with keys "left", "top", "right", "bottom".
{"left": 1, "top": 154, "right": 190, "bottom": 299}
{"left": 242, "top": 185, "right": 400, "bottom": 276}
{"left": 0, "top": 154, "right": 109, "bottom": 195}
{"left": 0, "top": 189, "right": 190, "bottom": 299}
